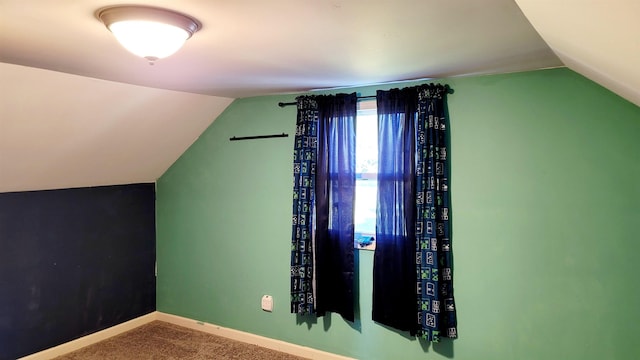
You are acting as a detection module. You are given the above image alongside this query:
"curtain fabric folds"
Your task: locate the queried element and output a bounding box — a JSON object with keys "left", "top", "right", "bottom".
{"left": 374, "top": 84, "right": 457, "bottom": 341}
{"left": 290, "top": 96, "right": 319, "bottom": 315}
{"left": 315, "top": 94, "right": 357, "bottom": 321}
{"left": 414, "top": 85, "right": 457, "bottom": 341}
{"left": 372, "top": 88, "right": 418, "bottom": 332}
{"left": 290, "top": 93, "right": 357, "bottom": 322}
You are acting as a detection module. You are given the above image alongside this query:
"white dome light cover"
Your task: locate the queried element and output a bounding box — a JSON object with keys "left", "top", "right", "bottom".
{"left": 97, "top": 5, "right": 201, "bottom": 62}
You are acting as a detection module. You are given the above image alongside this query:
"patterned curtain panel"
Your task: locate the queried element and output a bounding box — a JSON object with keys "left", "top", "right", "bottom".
{"left": 290, "top": 93, "right": 357, "bottom": 322}
{"left": 314, "top": 93, "right": 357, "bottom": 321}
{"left": 290, "top": 96, "right": 319, "bottom": 315}
{"left": 415, "top": 84, "right": 458, "bottom": 341}
{"left": 372, "top": 88, "right": 418, "bottom": 332}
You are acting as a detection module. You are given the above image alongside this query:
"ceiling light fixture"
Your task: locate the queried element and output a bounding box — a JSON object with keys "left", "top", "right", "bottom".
{"left": 97, "top": 5, "right": 201, "bottom": 64}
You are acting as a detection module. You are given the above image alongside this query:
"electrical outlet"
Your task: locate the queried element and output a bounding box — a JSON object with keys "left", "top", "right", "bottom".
{"left": 261, "top": 295, "right": 273, "bottom": 312}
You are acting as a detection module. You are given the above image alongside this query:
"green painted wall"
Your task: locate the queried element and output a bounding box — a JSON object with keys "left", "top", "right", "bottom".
{"left": 156, "top": 68, "right": 640, "bottom": 360}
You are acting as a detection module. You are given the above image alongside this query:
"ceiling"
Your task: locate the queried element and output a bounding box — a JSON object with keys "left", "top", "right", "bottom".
{"left": 515, "top": 0, "right": 640, "bottom": 109}
{"left": 0, "top": 0, "right": 637, "bottom": 193}
{"left": 0, "top": 0, "right": 562, "bottom": 98}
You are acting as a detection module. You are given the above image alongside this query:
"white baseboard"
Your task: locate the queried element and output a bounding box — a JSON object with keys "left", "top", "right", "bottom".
{"left": 156, "top": 312, "right": 356, "bottom": 360}
{"left": 19, "top": 312, "right": 158, "bottom": 360}
{"left": 19, "top": 311, "right": 355, "bottom": 360}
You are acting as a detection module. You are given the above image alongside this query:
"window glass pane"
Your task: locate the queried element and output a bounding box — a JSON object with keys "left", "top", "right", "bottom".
{"left": 354, "top": 106, "right": 377, "bottom": 250}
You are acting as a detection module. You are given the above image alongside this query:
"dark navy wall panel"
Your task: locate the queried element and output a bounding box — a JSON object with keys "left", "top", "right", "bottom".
{"left": 0, "top": 183, "right": 156, "bottom": 360}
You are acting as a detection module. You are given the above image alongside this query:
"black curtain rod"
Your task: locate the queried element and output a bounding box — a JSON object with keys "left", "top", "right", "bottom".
{"left": 230, "top": 133, "right": 289, "bottom": 141}
{"left": 278, "top": 95, "right": 375, "bottom": 108}
{"left": 277, "top": 85, "right": 453, "bottom": 107}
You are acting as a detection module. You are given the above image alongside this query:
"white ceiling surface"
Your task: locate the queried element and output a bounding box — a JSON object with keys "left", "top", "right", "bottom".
{"left": 0, "top": 63, "right": 233, "bottom": 192}
{"left": 515, "top": 0, "right": 640, "bottom": 107}
{"left": 0, "top": 0, "right": 562, "bottom": 98}
{"left": 0, "top": 0, "right": 636, "bottom": 193}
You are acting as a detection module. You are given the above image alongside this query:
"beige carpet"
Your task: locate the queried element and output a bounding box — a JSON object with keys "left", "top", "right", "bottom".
{"left": 54, "top": 321, "right": 308, "bottom": 360}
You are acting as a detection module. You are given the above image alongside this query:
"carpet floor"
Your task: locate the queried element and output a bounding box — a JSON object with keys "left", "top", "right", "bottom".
{"left": 53, "top": 321, "right": 308, "bottom": 360}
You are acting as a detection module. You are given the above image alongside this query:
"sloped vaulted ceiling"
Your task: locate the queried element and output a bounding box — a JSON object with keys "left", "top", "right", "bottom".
{"left": 0, "top": 63, "right": 233, "bottom": 192}
{"left": 0, "top": 0, "right": 563, "bottom": 193}
{"left": 515, "top": 0, "right": 640, "bottom": 107}
{"left": 1, "top": 0, "right": 638, "bottom": 193}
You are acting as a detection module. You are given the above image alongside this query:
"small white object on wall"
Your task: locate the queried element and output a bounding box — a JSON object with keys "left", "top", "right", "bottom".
{"left": 261, "top": 295, "right": 273, "bottom": 312}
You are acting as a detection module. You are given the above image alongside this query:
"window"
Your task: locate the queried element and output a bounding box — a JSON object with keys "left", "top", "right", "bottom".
{"left": 354, "top": 101, "right": 377, "bottom": 250}
{"left": 291, "top": 87, "right": 456, "bottom": 338}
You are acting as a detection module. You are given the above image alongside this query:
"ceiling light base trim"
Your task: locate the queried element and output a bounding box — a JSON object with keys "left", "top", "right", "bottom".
{"left": 97, "top": 5, "right": 202, "bottom": 63}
